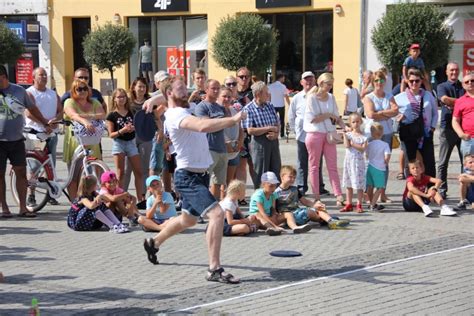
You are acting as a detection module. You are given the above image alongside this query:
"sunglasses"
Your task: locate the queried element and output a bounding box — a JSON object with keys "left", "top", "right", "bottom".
{"left": 408, "top": 79, "right": 421, "bottom": 84}
{"left": 464, "top": 79, "right": 474, "bottom": 84}
{"left": 238, "top": 75, "right": 249, "bottom": 80}
{"left": 374, "top": 79, "right": 386, "bottom": 84}
{"left": 226, "top": 82, "right": 237, "bottom": 87}
{"left": 76, "top": 86, "right": 88, "bottom": 92}
{"left": 77, "top": 76, "right": 89, "bottom": 80}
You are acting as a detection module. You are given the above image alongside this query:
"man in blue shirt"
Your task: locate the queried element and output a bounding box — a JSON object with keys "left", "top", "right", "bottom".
{"left": 436, "top": 62, "right": 464, "bottom": 199}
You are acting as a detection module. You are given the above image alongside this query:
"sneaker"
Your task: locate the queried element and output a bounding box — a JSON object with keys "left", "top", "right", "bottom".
{"left": 109, "top": 224, "right": 123, "bottom": 233}
{"left": 293, "top": 224, "right": 312, "bottom": 234}
{"left": 143, "top": 237, "right": 159, "bottom": 264}
{"left": 422, "top": 205, "right": 434, "bottom": 217}
{"left": 119, "top": 223, "right": 130, "bottom": 232}
{"left": 457, "top": 199, "right": 469, "bottom": 210}
{"left": 319, "top": 188, "right": 330, "bottom": 196}
{"left": 48, "top": 198, "right": 59, "bottom": 205}
{"left": 27, "top": 195, "right": 37, "bottom": 207}
{"left": 369, "top": 204, "right": 385, "bottom": 212}
{"left": 128, "top": 217, "right": 139, "bottom": 227}
{"left": 265, "top": 228, "right": 282, "bottom": 236}
{"left": 328, "top": 219, "right": 351, "bottom": 229}
{"left": 440, "top": 205, "right": 457, "bottom": 216}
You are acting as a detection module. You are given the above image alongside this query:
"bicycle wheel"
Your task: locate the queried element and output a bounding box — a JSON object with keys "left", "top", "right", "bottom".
{"left": 81, "top": 159, "right": 109, "bottom": 185}
{"left": 10, "top": 156, "right": 50, "bottom": 213}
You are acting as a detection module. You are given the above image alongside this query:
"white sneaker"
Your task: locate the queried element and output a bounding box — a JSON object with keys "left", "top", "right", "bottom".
{"left": 422, "top": 205, "right": 434, "bottom": 217}
{"left": 440, "top": 205, "right": 457, "bottom": 216}
{"left": 109, "top": 224, "right": 122, "bottom": 233}
{"left": 118, "top": 223, "right": 130, "bottom": 233}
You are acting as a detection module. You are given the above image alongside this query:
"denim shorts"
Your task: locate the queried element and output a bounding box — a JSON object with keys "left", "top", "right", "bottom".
{"left": 292, "top": 208, "right": 310, "bottom": 226}
{"left": 149, "top": 141, "right": 164, "bottom": 172}
{"left": 112, "top": 138, "right": 139, "bottom": 157}
{"left": 174, "top": 169, "right": 218, "bottom": 218}
{"left": 227, "top": 154, "right": 240, "bottom": 167}
{"left": 461, "top": 139, "right": 474, "bottom": 159}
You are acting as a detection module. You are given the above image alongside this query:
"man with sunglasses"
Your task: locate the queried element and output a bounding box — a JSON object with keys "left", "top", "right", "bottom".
{"left": 60, "top": 68, "right": 106, "bottom": 113}
{"left": 236, "top": 67, "right": 253, "bottom": 108}
{"left": 436, "top": 63, "right": 464, "bottom": 199}
{"left": 453, "top": 73, "right": 474, "bottom": 159}
{"left": 0, "top": 65, "right": 52, "bottom": 218}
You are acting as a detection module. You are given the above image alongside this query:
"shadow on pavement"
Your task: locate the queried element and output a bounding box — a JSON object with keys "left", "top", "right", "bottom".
{"left": 3, "top": 273, "right": 76, "bottom": 284}
{"left": 0, "top": 245, "right": 55, "bottom": 263}
{"left": 0, "top": 226, "right": 60, "bottom": 235}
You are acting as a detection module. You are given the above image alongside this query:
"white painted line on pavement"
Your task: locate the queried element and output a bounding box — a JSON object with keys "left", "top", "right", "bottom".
{"left": 178, "top": 244, "right": 474, "bottom": 312}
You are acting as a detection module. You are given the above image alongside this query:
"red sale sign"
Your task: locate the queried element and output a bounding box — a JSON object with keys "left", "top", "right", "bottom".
{"left": 15, "top": 59, "right": 33, "bottom": 85}
{"left": 166, "top": 47, "right": 190, "bottom": 81}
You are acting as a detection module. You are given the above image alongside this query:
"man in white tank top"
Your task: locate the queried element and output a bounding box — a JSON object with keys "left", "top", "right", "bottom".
{"left": 26, "top": 67, "right": 63, "bottom": 206}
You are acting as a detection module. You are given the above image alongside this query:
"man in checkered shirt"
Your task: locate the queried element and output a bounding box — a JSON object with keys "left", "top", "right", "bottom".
{"left": 241, "top": 81, "right": 281, "bottom": 188}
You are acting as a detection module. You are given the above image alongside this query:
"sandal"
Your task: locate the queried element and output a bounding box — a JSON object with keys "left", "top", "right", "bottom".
{"left": 238, "top": 199, "right": 248, "bottom": 206}
{"left": 340, "top": 204, "right": 353, "bottom": 212}
{"left": 206, "top": 267, "right": 240, "bottom": 284}
{"left": 336, "top": 198, "right": 346, "bottom": 207}
{"left": 17, "top": 212, "right": 36, "bottom": 218}
{"left": 355, "top": 203, "right": 364, "bottom": 213}
{"left": 143, "top": 238, "right": 159, "bottom": 265}
{"left": 396, "top": 173, "right": 405, "bottom": 180}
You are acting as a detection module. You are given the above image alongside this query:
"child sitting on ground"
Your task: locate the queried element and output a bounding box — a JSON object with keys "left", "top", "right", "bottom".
{"left": 366, "top": 123, "right": 391, "bottom": 211}
{"left": 275, "top": 165, "right": 350, "bottom": 229}
{"left": 403, "top": 160, "right": 457, "bottom": 217}
{"left": 99, "top": 171, "right": 141, "bottom": 226}
{"left": 137, "top": 175, "right": 177, "bottom": 232}
{"left": 67, "top": 175, "right": 128, "bottom": 233}
{"left": 220, "top": 180, "right": 258, "bottom": 236}
{"left": 249, "top": 171, "right": 311, "bottom": 235}
{"left": 457, "top": 154, "right": 474, "bottom": 210}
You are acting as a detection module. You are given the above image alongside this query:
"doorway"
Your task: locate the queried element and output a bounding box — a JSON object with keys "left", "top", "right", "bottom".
{"left": 72, "top": 18, "right": 92, "bottom": 83}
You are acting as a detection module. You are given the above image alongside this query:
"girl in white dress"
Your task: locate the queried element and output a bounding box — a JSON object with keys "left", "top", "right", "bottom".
{"left": 341, "top": 113, "right": 368, "bottom": 213}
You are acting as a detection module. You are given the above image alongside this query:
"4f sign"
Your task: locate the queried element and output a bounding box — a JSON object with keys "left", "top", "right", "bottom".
{"left": 142, "top": 0, "right": 188, "bottom": 12}
{"left": 154, "top": 0, "right": 171, "bottom": 10}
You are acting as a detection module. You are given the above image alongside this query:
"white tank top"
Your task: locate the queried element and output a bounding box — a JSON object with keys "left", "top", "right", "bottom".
{"left": 25, "top": 86, "right": 58, "bottom": 132}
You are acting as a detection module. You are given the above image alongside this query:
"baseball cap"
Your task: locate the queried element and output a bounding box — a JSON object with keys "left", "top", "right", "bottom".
{"left": 410, "top": 43, "right": 420, "bottom": 50}
{"left": 301, "top": 71, "right": 315, "bottom": 80}
{"left": 100, "top": 171, "right": 117, "bottom": 183}
{"left": 154, "top": 70, "right": 170, "bottom": 83}
{"left": 146, "top": 175, "right": 161, "bottom": 187}
{"left": 261, "top": 171, "right": 279, "bottom": 184}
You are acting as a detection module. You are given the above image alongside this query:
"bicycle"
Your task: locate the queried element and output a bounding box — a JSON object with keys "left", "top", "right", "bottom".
{"left": 10, "top": 120, "right": 110, "bottom": 212}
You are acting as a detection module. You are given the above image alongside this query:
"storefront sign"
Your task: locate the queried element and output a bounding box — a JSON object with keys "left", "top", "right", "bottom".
{"left": 464, "top": 20, "right": 474, "bottom": 76}
{"left": 16, "top": 54, "right": 34, "bottom": 85}
{"left": 141, "top": 0, "right": 189, "bottom": 13}
{"left": 256, "top": 0, "right": 311, "bottom": 8}
{"left": 7, "top": 21, "right": 26, "bottom": 42}
{"left": 166, "top": 47, "right": 190, "bottom": 80}
{"left": 26, "top": 21, "right": 40, "bottom": 44}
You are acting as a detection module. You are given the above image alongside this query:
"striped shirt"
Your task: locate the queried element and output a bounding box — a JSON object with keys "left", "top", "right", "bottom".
{"left": 241, "top": 100, "right": 279, "bottom": 129}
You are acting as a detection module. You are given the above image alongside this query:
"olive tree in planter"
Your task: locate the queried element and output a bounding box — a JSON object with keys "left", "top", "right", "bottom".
{"left": 0, "top": 22, "right": 24, "bottom": 65}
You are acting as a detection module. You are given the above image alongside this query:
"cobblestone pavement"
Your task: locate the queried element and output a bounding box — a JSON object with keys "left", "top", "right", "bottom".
{"left": 1, "top": 133, "right": 473, "bottom": 315}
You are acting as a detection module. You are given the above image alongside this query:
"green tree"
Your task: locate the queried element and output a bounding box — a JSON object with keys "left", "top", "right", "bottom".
{"left": 0, "top": 22, "right": 24, "bottom": 65}
{"left": 83, "top": 23, "right": 136, "bottom": 91}
{"left": 371, "top": 1, "right": 453, "bottom": 76}
{"left": 211, "top": 13, "right": 278, "bottom": 75}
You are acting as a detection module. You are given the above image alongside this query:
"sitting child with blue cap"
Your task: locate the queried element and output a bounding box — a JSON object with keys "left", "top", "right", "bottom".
{"left": 138, "top": 175, "right": 178, "bottom": 232}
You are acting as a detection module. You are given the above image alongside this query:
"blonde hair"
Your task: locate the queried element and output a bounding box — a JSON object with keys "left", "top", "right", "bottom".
{"left": 280, "top": 165, "right": 297, "bottom": 177}
{"left": 308, "top": 72, "right": 334, "bottom": 95}
{"left": 370, "top": 122, "right": 384, "bottom": 138}
{"left": 226, "top": 180, "right": 246, "bottom": 197}
{"left": 109, "top": 88, "right": 130, "bottom": 113}
{"left": 78, "top": 175, "right": 98, "bottom": 196}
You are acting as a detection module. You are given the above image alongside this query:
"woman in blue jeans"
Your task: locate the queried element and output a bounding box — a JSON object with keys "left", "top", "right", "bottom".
{"left": 363, "top": 70, "right": 399, "bottom": 202}
{"left": 394, "top": 68, "right": 438, "bottom": 177}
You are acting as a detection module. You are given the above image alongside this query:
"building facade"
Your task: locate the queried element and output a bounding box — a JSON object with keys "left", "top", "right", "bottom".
{"left": 50, "top": 0, "right": 363, "bottom": 103}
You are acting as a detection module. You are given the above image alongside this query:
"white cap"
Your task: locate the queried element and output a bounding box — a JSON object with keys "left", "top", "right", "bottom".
{"left": 301, "top": 71, "right": 315, "bottom": 80}
{"left": 154, "top": 70, "right": 170, "bottom": 83}
{"left": 261, "top": 171, "right": 279, "bottom": 184}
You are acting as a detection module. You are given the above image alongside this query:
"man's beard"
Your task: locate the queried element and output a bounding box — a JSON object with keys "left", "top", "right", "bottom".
{"left": 171, "top": 94, "right": 189, "bottom": 108}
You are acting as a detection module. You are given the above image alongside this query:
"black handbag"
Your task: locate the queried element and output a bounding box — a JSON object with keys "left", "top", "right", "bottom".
{"left": 399, "top": 95, "right": 424, "bottom": 142}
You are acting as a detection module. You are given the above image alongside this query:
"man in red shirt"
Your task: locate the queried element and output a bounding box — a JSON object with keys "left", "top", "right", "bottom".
{"left": 453, "top": 73, "right": 474, "bottom": 158}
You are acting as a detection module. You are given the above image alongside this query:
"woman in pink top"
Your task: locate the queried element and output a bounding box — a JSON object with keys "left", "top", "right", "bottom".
{"left": 303, "top": 73, "right": 348, "bottom": 205}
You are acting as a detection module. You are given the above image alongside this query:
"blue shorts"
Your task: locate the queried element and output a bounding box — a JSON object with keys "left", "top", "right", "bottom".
{"left": 467, "top": 183, "right": 474, "bottom": 203}
{"left": 112, "top": 138, "right": 139, "bottom": 157}
{"left": 174, "top": 169, "right": 218, "bottom": 218}
{"left": 402, "top": 197, "right": 429, "bottom": 212}
{"left": 366, "top": 164, "right": 386, "bottom": 189}
{"left": 292, "top": 208, "right": 310, "bottom": 226}
{"left": 140, "top": 62, "right": 152, "bottom": 72}
{"left": 152, "top": 218, "right": 167, "bottom": 225}
{"left": 149, "top": 141, "right": 164, "bottom": 172}
{"left": 228, "top": 154, "right": 240, "bottom": 167}
{"left": 223, "top": 213, "right": 243, "bottom": 236}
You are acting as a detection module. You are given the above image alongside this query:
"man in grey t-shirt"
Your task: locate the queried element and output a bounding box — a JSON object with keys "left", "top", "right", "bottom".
{"left": 0, "top": 65, "right": 51, "bottom": 218}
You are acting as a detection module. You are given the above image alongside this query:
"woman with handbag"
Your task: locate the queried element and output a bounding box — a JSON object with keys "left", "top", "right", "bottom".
{"left": 363, "top": 70, "right": 399, "bottom": 202}
{"left": 395, "top": 68, "right": 438, "bottom": 177}
{"left": 303, "top": 73, "right": 347, "bottom": 205}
